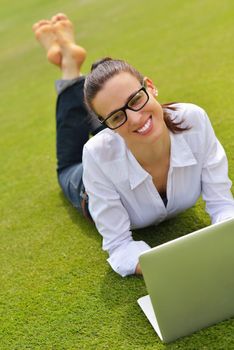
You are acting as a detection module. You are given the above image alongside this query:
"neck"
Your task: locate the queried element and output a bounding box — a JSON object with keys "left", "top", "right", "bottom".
{"left": 128, "top": 125, "right": 171, "bottom": 168}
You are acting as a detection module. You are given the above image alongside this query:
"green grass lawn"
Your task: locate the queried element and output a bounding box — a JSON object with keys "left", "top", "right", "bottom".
{"left": 1, "top": 0, "right": 234, "bottom": 348}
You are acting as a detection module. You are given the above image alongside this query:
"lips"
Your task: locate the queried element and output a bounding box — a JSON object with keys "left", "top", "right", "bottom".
{"left": 135, "top": 116, "right": 153, "bottom": 135}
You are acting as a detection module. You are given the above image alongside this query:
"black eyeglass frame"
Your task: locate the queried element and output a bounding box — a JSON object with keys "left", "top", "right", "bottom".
{"left": 97, "top": 86, "right": 150, "bottom": 130}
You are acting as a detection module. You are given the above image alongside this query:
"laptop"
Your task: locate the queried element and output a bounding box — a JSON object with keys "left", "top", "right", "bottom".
{"left": 137, "top": 217, "right": 234, "bottom": 343}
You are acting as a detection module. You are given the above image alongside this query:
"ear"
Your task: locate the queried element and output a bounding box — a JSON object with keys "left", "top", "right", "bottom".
{"left": 143, "top": 76, "right": 158, "bottom": 97}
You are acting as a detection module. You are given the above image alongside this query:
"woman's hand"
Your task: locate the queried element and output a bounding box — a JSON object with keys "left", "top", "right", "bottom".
{"left": 135, "top": 262, "right": 142, "bottom": 275}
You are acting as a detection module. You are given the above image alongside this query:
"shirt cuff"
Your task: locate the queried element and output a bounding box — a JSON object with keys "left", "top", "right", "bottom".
{"left": 107, "top": 240, "right": 151, "bottom": 277}
{"left": 212, "top": 209, "right": 234, "bottom": 224}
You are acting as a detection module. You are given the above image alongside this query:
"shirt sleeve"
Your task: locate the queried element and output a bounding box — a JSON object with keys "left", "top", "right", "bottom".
{"left": 201, "top": 110, "right": 234, "bottom": 223}
{"left": 82, "top": 146, "right": 150, "bottom": 277}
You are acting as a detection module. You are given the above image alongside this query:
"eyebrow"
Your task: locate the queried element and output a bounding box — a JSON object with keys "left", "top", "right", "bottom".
{"left": 106, "top": 86, "right": 142, "bottom": 118}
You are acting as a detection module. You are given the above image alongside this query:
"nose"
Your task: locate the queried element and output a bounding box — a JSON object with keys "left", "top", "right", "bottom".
{"left": 126, "top": 109, "right": 144, "bottom": 128}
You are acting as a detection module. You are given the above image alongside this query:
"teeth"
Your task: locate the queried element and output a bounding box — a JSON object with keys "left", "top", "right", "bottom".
{"left": 137, "top": 118, "right": 151, "bottom": 133}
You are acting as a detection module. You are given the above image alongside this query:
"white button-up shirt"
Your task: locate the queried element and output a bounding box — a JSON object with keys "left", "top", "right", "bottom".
{"left": 83, "top": 103, "right": 234, "bottom": 277}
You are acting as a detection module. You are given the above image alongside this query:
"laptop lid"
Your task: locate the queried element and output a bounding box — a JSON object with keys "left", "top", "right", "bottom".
{"left": 139, "top": 218, "right": 234, "bottom": 343}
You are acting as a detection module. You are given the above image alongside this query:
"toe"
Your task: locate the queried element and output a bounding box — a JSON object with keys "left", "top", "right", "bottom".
{"left": 32, "top": 19, "right": 51, "bottom": 32}
{"left": 51, "top": 13, "right": 68, "bottom": 23}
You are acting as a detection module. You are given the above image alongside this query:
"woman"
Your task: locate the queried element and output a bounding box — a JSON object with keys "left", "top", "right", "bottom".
{"left": 33, "top": 14, "right": 234, "bottom": 277}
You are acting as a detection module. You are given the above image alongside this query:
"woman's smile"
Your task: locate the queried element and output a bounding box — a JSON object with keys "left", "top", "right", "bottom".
{"left": 134, "top": 115, "right": 153, "bottom": 135}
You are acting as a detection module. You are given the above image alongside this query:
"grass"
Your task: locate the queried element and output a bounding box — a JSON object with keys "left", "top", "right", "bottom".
{"left": 0, "top": 0, "right": 234, "bottom": 348}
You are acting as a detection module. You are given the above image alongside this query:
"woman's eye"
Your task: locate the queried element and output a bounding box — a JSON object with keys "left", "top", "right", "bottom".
{"left": 129, "top": 93, "right": 142, "bottom": 107}
{"left": 112, "top": 113, "right": 123, "bottom": 122}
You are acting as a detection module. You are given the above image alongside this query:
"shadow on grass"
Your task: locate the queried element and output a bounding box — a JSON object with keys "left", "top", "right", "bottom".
{"left": 58, "top": 190, "right": 101, "bottom": 242}
{"left": 133, "top": 205, "right": 210, "bottom": 248}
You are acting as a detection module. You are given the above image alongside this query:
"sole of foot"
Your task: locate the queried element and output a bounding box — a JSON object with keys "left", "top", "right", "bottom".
{"left": 32, "top": 19, "right": 61, "bottom": 66}
{"left": 52, "top": 14, "right": 87, "bottom": 68}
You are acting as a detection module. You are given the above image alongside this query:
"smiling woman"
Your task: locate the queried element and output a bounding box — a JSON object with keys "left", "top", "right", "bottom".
{"left": 33, "top": 13, "right": 234, "bottom": 277}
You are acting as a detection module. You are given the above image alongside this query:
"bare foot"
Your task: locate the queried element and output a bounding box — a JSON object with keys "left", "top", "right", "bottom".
{"left": 52, "top": 13, "right": 87, "bottom": 77}
{"left": 32, "top": 19, "right": 61, "bottom": 66}
{"left": 33, "top": 14, "right": 87, "bottom": 79}
{"left": 51, "top": 13, "right": 76, "bottom": 44}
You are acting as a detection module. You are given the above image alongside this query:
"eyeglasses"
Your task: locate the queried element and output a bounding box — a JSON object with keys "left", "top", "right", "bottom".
{"left": 98, "top": 86, "right": 149, "bottom": 130}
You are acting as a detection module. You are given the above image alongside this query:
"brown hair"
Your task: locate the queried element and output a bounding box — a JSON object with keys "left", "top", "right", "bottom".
{"left": 84, "top": 57, "right": 190, "bottom": 134}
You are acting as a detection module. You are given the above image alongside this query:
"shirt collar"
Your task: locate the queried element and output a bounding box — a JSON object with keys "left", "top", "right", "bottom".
{"left": 127, "top": 132, "right": 197, "bottom": 190}
{"left": 127, "top": 149, "right": 150, "bottom": 190}
{"left": 169, "top": 132, "right": 197, "bottom": 168}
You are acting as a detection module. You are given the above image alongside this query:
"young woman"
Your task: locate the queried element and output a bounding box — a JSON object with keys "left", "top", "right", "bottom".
{"left": 33, "top": 14, "right": 234, "bottom": 277}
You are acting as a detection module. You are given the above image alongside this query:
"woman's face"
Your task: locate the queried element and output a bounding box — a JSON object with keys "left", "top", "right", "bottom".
{"left": 92, "top": 72, "right": 166, "bottom": 148}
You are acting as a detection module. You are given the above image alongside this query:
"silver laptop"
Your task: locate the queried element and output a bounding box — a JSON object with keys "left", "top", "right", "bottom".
{"left": 138, "top": 218, "right": 234, "bottom": 343}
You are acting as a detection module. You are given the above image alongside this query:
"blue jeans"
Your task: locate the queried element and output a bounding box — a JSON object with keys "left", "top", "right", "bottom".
{"left": 58, "top": 163, "right": 84, "bottom": 210}
{"left": 56, "top": 76, "right": 105, "bottom": 219}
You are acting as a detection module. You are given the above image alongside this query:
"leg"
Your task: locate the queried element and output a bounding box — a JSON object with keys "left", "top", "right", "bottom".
{"left": 32, "top": 14, "right": 96, "bottom": 213}
{"left": 56, "top": 76, "right": 89, "bottom": 172}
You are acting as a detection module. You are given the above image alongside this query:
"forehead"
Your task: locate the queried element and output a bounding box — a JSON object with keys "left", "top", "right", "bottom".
{"left": 92, "top": 72, "right": 141, "bottom": 116}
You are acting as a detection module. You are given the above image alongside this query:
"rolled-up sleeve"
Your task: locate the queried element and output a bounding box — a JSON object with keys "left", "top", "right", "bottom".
{"left": 201, "top": 111, "right": 234, "bottom": 223}
{"left": 107, "top": 239, "right": 150, "bottom": 277}
{"left": 82, "top": 146, "right": 150, "bottom": 277}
